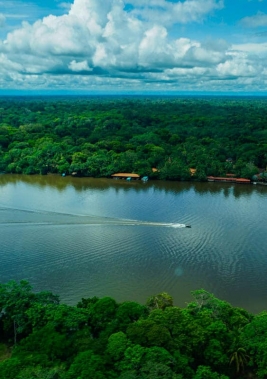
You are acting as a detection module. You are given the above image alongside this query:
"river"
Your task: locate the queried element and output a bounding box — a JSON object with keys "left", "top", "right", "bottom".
{"left": 0, "top": 174, "right": 266, "bottom": 313}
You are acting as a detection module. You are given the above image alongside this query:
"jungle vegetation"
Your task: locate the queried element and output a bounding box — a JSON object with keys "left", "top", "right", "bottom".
{"left": 0, "top": 95, "right": 266, "bottom": 181}
{"left": 0, "top": 280, "right": 267, "bottom": 379}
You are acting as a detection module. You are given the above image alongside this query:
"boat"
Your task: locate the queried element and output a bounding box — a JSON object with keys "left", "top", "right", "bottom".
{"left": 171, "top": 223, "right": 191, "bottom": 228}
{"left": 141, "top": 176, "right": 148, "bottom": 182}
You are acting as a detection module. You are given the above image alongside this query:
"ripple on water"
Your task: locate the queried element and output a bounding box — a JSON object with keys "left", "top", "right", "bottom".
{"left": 0, "top": 180, "right": 267, "bottom": 312}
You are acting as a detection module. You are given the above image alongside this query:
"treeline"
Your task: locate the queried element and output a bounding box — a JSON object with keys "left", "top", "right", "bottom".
{"left": 0, "top": 96, "right": 267, "bottom": 180}
{"left": 0, "top": 281, "right": 267, "bottom": 379}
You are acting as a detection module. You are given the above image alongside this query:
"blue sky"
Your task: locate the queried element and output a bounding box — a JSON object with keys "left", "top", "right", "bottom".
{"left": 0, "top": 0, "right": 267, "bottom": 93}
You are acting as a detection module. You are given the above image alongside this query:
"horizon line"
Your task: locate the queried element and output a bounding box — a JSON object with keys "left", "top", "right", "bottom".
{"left": 1, "top": 90, "right": 267, "bottom": 97}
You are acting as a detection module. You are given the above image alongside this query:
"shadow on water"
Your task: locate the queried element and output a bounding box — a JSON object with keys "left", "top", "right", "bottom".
{"left": 0, "top": 174, "right": 192, "bottom": 194}
{"left": 0, "top": 174, "right": 265, "bottom": 198}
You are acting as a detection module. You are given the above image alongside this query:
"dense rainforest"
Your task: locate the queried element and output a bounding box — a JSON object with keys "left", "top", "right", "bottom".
{"left": 0, "top": 280, "right": 267, "bottom": 379}
{"left": 0, "top": 96, "right": 267, "bottom": 181}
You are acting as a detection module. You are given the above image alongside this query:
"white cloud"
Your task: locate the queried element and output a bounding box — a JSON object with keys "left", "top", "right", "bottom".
{"left": 130, "top": 0, "right": 224, "bottom": 25}
{"left": 240, "top": 12, "right": 267, "bottom": 28}
{"left": 0, "top": 52, "right": 23, "bottom": 72}
{"left": 58, "top": 2, "right": 72, "bottom": 10}
{"left": 139, "top": 26, "right": 171, "bottom": 67}
{"left": 232, "top": 42, "right": 267, "bottom": 57}
{"left": 0, "top": 0, "right": 266, "bottom": 92}
{"left": 69, "top": 59, "right": 92, "bottom": 71}
{"left": 216, "top": 55, "right": 258, "bottom": 77}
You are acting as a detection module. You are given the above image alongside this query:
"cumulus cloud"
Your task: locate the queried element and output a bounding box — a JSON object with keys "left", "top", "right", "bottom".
{"left": 0, "top": 0, "right": 266, "bottom": 92}
{"left": 68, "top": 59, "right": 92, "bottom": 72}
{"left": 0, "top": 0, "right": 227, "bottom": 70}
{"left": 216, "top": 55, "right": 258, "bottom": 78}
{"left": 240, "top": 12, "right": 267, "bottom": 28}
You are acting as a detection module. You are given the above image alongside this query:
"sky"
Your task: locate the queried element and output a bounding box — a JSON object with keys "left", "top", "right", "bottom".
{"left": 0, "top": 0, "right": 267, "bottom": 94}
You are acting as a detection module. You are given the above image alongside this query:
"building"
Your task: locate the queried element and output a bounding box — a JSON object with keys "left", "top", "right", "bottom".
{"left": 111, "top": 173, "right": 140, "bottom": 180}
{"left": 207, "top": 176, "right": 250, "bottom": 184}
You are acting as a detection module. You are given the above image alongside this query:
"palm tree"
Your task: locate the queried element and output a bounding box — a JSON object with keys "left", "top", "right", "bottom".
{"left": 229, "top": 347, "right": 250, "bottom": 375}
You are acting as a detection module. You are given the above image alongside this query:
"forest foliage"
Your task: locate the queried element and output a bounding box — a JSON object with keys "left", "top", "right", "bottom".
{"left": 0, "top": 96, "right": 266, "bottom": 181}
{"left": 0, "top": 281, "right": 267, "bottom": 379}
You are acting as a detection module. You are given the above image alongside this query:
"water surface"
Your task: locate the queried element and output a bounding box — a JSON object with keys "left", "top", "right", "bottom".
{"left": 0, "top": 174, "right": 266, "bottom": 313}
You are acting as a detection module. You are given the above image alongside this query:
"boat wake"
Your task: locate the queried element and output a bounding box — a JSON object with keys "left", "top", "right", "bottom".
{"left": 0, "top": 207, "right": 191, "bottom": 229}
{"left": 124, "top": 221, "right": 190, "bottom": 228}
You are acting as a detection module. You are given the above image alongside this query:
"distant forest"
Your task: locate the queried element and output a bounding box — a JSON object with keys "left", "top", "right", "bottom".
{"left": 1, "top": 281, "right": 267, "bottom": 379}
{"left": 0, "top": 96, "right": 266, "bottom": 181}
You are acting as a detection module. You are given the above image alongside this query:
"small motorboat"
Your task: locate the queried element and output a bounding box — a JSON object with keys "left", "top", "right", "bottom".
{"left": 141, "top": 176, "right": 149, "bottom": 182}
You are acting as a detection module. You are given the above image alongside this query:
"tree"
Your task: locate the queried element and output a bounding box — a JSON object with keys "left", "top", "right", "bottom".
{"left": 240, "top": 312, "right": 267, "bottom": 378}
{"left": 66, "top": 350, "right": 112, "bottom": 379}
{"left": 115, "top": 301, "right": 148, "bottom": 331}
{"left": 159, "top": 160, "right": 191, "bottom": 181}
{"left": 126, "top": 319, "right": 172, "bottom": 348}
{"left": 194, "top": 366, "right": 229, "bottom": 379}
{"left": 118, "top": 344, "right": 146, "bottom": 373}
{"left": 15, "top": 365, "right": 65, "bottom": 379}
{"left": 139, "top": 361, "right": 179, "bottom": 379}
{"left": 146, "top": 292, "right": 173, "bottom": 311}
{"left": 106, "top": 332, "right": 129, "bottom": 361}
{"left": 12, "top": 324, "right": 72, "bottom": 365}
{"left": 0, "top": 358, "right": 23, "bottom": 379}
{"left": 89, "top": 297, "right": 118, "bottom": 337}
{"left": 0, "top": 280, "right": 59, "bottom": 344}
{"left": 229, "top": 348, "right": 249, "bottom": 375}
{"left": 26, "top": 303, "right": 89, "bottom": 334}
